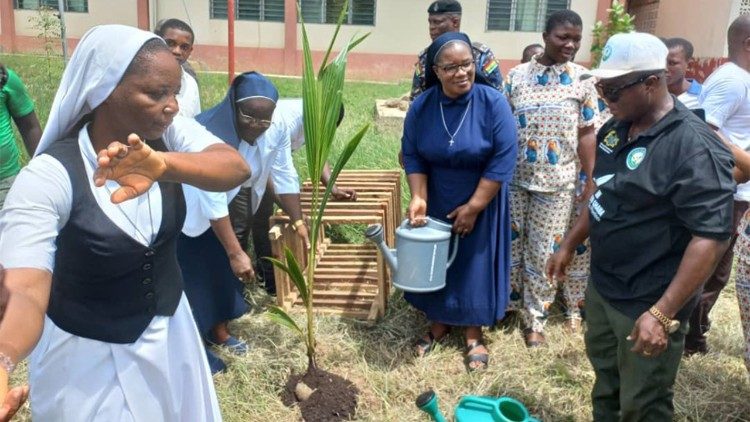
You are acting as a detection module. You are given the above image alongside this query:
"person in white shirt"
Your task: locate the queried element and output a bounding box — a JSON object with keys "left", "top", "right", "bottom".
{"left": 664, "top": 37, "right": 702, "bottom": 109}
{"left": 155, "top": 18, "right": 201, "bottom": 118}
{"left": 228, "top": 99, "right": 356, "bottom": 295}
{"left": 686, "top": 15, "right": 750, "bottom": 356}
{"left": 0, "top": 24, "right": 249, "bottom": 421}
{"left": 274, "top": 98, "right": 356, "bottom": 200}
{"left": 179, "top": 72, "right": 308, "bottom": 373}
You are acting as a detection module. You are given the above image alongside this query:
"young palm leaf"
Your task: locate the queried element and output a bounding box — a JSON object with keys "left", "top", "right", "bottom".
{"left": 266, "top": 0, "right": 370, "bottom": 372}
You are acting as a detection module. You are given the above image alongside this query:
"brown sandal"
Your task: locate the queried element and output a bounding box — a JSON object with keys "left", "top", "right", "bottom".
{"left": 414, "top": 327, "right": 450, "bottom": 357}
{"left": 464, "top": 340, "right": 489, "bottom": 371}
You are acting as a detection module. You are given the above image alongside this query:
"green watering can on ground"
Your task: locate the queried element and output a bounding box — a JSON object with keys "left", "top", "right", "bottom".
{"left": 416, "top": 390, "right": 541, "bottom": 422}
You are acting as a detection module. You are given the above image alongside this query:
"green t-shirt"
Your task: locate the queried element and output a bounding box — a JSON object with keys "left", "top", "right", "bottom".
{"left": 0, "top": 67, "right": 35, "bottom": 179}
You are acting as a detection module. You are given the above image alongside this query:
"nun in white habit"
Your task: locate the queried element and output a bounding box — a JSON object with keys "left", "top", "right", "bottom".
{"left": 0, "top": 25, "right": 249, "bottom": 421}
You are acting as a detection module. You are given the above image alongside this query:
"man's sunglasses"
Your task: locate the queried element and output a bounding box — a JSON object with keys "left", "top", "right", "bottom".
{"left": 595, "top": 72, "right": 661, "bottom": 102}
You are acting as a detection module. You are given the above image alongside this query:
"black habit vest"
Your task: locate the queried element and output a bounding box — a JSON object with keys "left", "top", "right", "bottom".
{"left": 44, "top": 137, "right": 186, "bottom": 344}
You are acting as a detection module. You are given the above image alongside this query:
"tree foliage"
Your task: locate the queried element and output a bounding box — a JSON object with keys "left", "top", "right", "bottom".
{"left": 590, "top": 0, "right": 635, "bottom": 68}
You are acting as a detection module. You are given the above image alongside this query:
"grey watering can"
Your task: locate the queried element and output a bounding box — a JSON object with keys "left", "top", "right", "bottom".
{"left": 365, "top": 217, "right": 459, "bottom": 292}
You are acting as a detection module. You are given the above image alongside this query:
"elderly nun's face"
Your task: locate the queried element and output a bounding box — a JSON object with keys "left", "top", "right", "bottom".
{"left": 433, "top": 41, "right": 475, "bottom": 99}
{"left": 104, "top": 48, "right": 181, "bottom": 140}
{"left": 236, "top": 97, "right": 276, "bottom": 145}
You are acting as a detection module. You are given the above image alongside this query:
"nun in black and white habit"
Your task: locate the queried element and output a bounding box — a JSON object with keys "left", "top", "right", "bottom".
{"left": 0, "top": 24, "right": 250, "bottom": 421}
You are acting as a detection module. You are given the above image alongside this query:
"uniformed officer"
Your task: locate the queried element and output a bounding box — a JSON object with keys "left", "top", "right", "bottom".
{"left": 547, "top": 32, "right": 735, "bottom": 421}
{"left": 410, "top": 0, "right": 502, "bottom": 100}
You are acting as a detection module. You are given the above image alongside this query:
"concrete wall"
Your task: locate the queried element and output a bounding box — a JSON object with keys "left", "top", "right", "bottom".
{"left": 653, "top": 0, "right": 733, "bottom": 57}
{"left": 241, "top": 0, "right": 597, "bottom": 62}
{"left": 14, "top": 0, "right": 138, "bottom": 38}
{"left": 2, "top": 0, "right": 603, "bottom": 81}
{"left": 153, "top": 0, "right": 285, "bottom": 48}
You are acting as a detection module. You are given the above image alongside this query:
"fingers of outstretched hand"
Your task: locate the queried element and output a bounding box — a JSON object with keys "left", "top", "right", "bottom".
{"left": 0, "top": 385, "right": 29, "bottom": 422}
{"left": 109, "top": 185, "right": 140, "bottom": 204}
{"left": 127, "top": 133, "right": 143, "bottom": 149}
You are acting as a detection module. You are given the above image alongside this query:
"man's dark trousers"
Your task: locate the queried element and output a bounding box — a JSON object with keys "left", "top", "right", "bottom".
{"left": 685, "top": 200, "right": 749, "bottom": 354}
{"left": 585, "top": 285, "right": 689, "bottom": 421}
{"left": 228, "top": 186, "right": 277, "bottom": 294}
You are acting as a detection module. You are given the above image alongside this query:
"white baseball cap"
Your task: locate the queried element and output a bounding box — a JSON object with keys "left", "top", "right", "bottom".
{"left": 583, "top": 32, "right": 668, "bottom": 80}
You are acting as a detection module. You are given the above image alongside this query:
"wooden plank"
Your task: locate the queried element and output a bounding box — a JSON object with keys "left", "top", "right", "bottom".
{"left": 269, "top": 170, "right": 397, "bottom": 321}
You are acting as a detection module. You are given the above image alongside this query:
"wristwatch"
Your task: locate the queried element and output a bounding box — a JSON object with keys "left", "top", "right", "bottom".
{"left": 292, "top": 219, "right": 305, "bottom": 232}
{"left": 649, "top": 306, "right": 680, "bottom": 334}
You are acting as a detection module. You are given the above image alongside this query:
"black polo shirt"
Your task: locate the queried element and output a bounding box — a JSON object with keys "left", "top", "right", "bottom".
{"left": 588, "top": 98, "right": 735, "bottom": 321}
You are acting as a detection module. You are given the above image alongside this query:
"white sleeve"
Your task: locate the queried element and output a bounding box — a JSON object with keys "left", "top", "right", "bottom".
{"left": 270, "top": 127, "right": 300, "bottom": 195}
{"left": 700, "top": 76, "right": 746, "bottom": 130}
{"left": 0, "top": 155, "right": 72, "bottom": 271}
{"left": 163, "top": 115, "right": 223, "bottom": 153}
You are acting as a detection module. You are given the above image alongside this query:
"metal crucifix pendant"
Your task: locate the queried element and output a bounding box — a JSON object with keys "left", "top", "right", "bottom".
{"left": 449, "top": 138, "right": 454, "bottom": 147}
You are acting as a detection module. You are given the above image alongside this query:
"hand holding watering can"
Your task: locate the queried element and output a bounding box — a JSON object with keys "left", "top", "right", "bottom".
{"left": 408, "top": 195, "right": 479, "bottom": 238}
{"left": 366, "top": 217, "right": 459, "bottom": 293}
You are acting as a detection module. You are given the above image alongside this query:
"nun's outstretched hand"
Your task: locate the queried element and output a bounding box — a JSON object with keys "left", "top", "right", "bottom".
{"left": 93, "top": 133, "right": 168, "bottom": 204}
{"left": 0, "top": 382, "right": 28, "bottom": 422}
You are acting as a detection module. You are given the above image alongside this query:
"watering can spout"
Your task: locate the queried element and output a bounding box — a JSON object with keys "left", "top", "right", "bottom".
{"left": 365, "top": 224, "right": 397, "bottom": 272}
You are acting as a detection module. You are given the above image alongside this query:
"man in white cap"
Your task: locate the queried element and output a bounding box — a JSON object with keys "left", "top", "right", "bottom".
{"left": 547, "top": 32, "right": 735, "bottom": 420}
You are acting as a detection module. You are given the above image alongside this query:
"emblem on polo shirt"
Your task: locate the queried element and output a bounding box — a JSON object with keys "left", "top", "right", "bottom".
{"left": 599, "top": 130, "right": 619, "bottom": 154}
{"left": 626, "top": 147, "right": 647, "bottom": 170}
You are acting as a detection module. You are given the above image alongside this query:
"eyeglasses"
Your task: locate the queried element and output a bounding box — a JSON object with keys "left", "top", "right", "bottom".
{"left": 436, "top": 60, "right": 474, "bottom": 76}
{"left": 237, "top": 109, "right": 273, "bottom": 128}
{"left": 595, "top": 73, "right": 660, "bottom": 102}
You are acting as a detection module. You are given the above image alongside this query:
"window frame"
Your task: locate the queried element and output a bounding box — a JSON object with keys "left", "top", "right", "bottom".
{"left": 13, "top": 0, "right": 88, "bottom": 13}
{"left": 486, "top": 0, "right": 570, "bottom": 32}
{"left": 299, "top": 0, "right": 376, "bottom": 26}
{"left": 209, "top": 0, "right": 286, "bottom": 23}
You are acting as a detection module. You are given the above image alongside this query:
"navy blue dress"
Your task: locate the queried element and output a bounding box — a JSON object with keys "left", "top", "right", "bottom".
{"left": 402, "top": 84, "right": 517, "bottom": 326}
{"left": 177, "top": 230, "right": 248, "bottom": 339}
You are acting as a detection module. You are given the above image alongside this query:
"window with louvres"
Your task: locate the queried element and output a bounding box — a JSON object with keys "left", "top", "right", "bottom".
{"left": 299, "top": 0, "right": 376, "bottom": 25}
{"left": 210, "top": 0, "right": 285, "bottom": 22}
{"left": 14, "top": 0, "right": 87, "bottom": 12}
{"left": 487, "top": 0, "right": 569, "bottom": 32}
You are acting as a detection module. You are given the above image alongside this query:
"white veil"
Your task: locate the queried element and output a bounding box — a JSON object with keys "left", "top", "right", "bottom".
{"left": 35, "top": 25, "right": 159, "bottom": 156}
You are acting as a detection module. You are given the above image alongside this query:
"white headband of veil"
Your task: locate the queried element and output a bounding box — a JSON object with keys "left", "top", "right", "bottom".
{"left": 36, "top": 24, "right": 159, "bottom": 156}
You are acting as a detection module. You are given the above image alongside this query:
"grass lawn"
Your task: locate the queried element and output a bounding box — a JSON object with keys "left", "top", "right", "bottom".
{"left": 3, "top": 54, "right": 750, "bottom": 421}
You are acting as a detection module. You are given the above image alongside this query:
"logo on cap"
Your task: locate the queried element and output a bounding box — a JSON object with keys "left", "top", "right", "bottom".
{"left": 433, "top": 3, "right": 439, "bottom": 12}
{"left": 602, "top": 45, "right": 613, "bottom": 62}
{"left": 626, "top": 147, "right": 647, "bottom": 170}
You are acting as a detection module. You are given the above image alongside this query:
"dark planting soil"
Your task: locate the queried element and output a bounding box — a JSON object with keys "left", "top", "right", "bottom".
{"left": 282, "top": 367, "right": 359, "bottom": 421}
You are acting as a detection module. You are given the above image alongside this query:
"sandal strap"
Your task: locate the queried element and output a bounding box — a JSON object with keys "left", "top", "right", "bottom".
{"left": 465, "top": 340, "right": 484, "bottom": 353}
{"left": 466, "top": 353, "right": 489, "bottom": 364}
{"left": 415, "top": 330, "right": 437, "bottom": 354}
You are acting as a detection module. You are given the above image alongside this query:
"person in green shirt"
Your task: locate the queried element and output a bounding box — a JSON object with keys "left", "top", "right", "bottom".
{"left": 0, "top": 64, "right": 42, "bottom": 207}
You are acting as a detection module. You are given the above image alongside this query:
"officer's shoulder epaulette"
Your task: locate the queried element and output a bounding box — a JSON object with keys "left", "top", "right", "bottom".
{"left": 471, "top": 41, "right": 491, "bottom": 54}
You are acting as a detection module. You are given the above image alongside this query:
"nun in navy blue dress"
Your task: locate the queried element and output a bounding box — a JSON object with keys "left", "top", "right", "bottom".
{"left": 402, "top": 32, "right": 517, "bottom": 369}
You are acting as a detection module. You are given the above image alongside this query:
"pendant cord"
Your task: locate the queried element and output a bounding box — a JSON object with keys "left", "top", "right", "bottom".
{"left": 104, "top": 185, "right": 156, "bottom": 245}
{"left": 440, "top": 99, "right": 472, "bottom": 146}
{"left": 86, "top": 144, "right": 155, "bottom": 244}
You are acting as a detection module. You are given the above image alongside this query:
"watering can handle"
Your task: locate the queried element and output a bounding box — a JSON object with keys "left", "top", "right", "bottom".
{"left": 446, "top": 234, "right": 459, "bottom": 269}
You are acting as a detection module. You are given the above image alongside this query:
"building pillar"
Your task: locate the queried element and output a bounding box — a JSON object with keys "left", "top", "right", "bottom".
{"left": 0, "top": 0, "right": 16, "bottom": 52}
{"left": 283, "top": 0, "right": 298, "bottom": 76}
{"left": 137, "top": 0, "right": 150, "bottom": 31}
